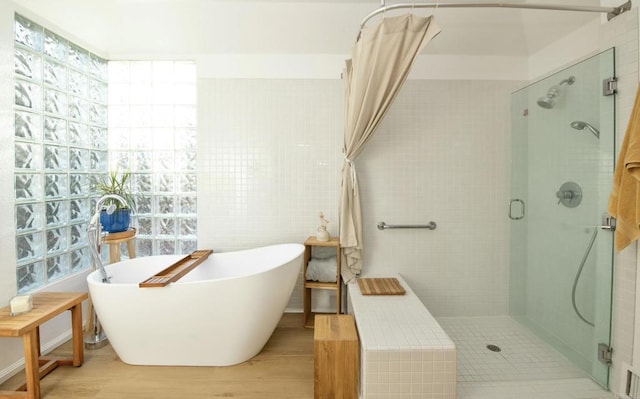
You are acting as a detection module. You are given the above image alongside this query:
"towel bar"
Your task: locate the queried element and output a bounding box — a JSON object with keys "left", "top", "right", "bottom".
{"left": 377, "top": 221, "right": 437, "bottom": 230}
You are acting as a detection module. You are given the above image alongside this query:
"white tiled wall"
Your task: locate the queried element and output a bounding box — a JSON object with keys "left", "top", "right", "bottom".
{"left": 357, "top": 80, "right": 522, "bottom": 317}
{"left": 196, "top": 78, "right": 522, "bottom": 315}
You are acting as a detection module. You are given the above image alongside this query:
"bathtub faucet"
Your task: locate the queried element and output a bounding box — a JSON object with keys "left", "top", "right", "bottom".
{"left": 89, "top": 194, "right": 129, "bottom": 283}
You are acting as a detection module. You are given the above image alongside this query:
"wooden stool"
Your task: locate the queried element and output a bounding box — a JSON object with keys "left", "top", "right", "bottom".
{"left": 314, "top": 315, "right": 358, "bottom": 399}
{"left": 0, "top": 292, "right": 87, "bottom": 399}
{"left": 103, "top": 228, "right": 136, "bottom": 263}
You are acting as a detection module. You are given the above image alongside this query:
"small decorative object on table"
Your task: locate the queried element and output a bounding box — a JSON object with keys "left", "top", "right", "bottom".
{"left": 316, "top": 212, "right": 330, "bottom": 242}
{"left": 9, "top": 294, "right": 33, "bottom": 316}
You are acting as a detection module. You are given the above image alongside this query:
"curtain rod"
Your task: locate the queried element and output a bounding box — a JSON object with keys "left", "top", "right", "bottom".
{"left": 360, "top": 0, "right": 633, "bottom": 28}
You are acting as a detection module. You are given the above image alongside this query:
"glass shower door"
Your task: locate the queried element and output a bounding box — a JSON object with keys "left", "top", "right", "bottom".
{"left": 509, "top": 48, "right": 615, "bottom": 388}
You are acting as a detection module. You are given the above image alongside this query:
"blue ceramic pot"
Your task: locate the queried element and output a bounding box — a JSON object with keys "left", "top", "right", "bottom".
{"left": 100, "top": 209, "right": 131, "bottom": 233}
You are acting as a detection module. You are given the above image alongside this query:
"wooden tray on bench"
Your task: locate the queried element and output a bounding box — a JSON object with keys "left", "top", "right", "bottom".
{"left": 139, "top": 249, "right": 213, "bottom": 288}
{"left": 357, "top": 277, "right": 406, "bottom": 295}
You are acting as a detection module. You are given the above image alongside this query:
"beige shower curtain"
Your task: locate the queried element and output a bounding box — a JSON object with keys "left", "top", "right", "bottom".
{"left": 340, "top": 14, "right": 440, "bottom": 282}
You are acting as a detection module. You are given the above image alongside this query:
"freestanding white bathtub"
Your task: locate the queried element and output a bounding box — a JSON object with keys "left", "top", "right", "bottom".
{"left": 86, "top": 243, "right": 304, "bottom": 366}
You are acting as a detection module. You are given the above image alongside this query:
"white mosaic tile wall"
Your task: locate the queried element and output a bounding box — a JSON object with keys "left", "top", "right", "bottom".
{"left": 348, "top": 275, "right": 456, "bottom": 399}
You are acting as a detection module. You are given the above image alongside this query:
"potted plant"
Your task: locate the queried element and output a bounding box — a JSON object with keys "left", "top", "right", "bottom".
{"left": 95, "top": 169, "right": 136, "bottom": 233}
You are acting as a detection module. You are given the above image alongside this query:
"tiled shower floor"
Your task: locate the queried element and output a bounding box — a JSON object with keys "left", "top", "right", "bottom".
{"left": 436, "top": 316, "right": 614, "bottom": 399}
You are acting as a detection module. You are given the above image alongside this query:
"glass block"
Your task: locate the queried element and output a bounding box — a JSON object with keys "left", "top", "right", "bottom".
{"left": 179, "top": 240, "right": 197, "bottom": 254}
{"left": 89, "top": 103, "right": 107, "bottom": 125}
{"left": 15, "top": 142, "right": 42, "bottom": 170}
{"left": 90, "top": 54, "right": 108, "bottom": 80}
{"left": 175, "top": 128, "right": 196, "bottom": 150}
{"left": 152, "top": 128, "right": 174, "bottom": 150}
{"left": 45, "top": 174, "right": 68, "bottom": 198}
{"left": 44, "top": 88, "right": 67, "bottom": 116}
{"left": 155, "top": 152, "right": 174, "bottom": 171}
{"left": 70, "top": 223, "right": 87, "bottom": 246}
{"left": 131, "top": 128, "right": 153, "bottom": 149}
{"left": 70, "top": 148, "right": 90, "bottom": 171}
{"left": 178, "top": 174, "right": 196, "bottom": 193}
{"left": 90, "top": 127, "right": 108, "bottom": 149}
{"left": 68, "top": 96, "right": 88, "bottom": 121}
{"left": 152, "top": 61, "right": 175, "bottom": 82}
{"left": 89, "top": 80, "right": 107, "bottom": 104}
{"left": 130, "top": 105, "right": 152, "bottom": 126}
{"left": 137, "top": 217, "right": 153, "bottom": 235}
{"left": 178, "top": 152, "right": 197, "bottom": 171}
{"left": 111, "top": 151, "right": 131, "bottom": 170}
{"left": 157, "top": 195, "right": 175, "bottom": 214}
{"left": 43, "top": 59, "right": 67, "bottom": 90}
{"left": 44, "top": 145, "right": 69, "bottom": 170}
{"left": 70, "top": 174, "right": 90, "bottom": 196}
{"left": 16, "top": 232, "right": 44, "bottom": 262}
{"left": 15, "top": 174, "right": 43, "bottom": 202}
{"left": 46, "top": 200, "right": 69, "bottom": 226}
{"left": 159, "top": 239, "right": 176, "bottom": 255}
{"left": 69, "top": 122, "right": 87, "bottom": 146}
{"left": 71, "top": 247, "right": 90, "bottom": 272}
{"left": 174, "top": 62, "right": 196, "bottom": 82}
{"left": 17, "top": 262, "right": 45, "bottom": 294}
{"left": 136, "top": 195, "right": 152, "bottom": 214}
{"left": 175, "top": 105, "right": 196, "bottom": 127}
{"left": 136, "top": 239, "right": 153, "bottom": 257}
{"left": 69, "top": 69, "right": 88, "bottom": 98}
{"left": 46, "top": 227, "right": 68, "bottom": 253}
{"left": 152, "top": 105, "right": 174, "bottom": 125}
{"left": 90, "top": 150, "right": 108, "bottom": 171}
{"left": 130, "top": 62, "right": 152, "bottom": 83}
{"left": 15, "top": 79, "right": 42, "bottom": 110}
{"left": 16, "top": 203, "right": 44, "bottom": 232}
{"left": 131, "top": 174, "right": 151, "bottom": 193}
{"left": 44, "top": 30, "right": 68, "bottom": 61}
{"left": 15, "top": 15, "right": 43, "bottom": 52}
{"left": 174, "top": 82, "right": 196, "bottom": 104}
{"left": 46, "top": 254, "right": 69, "bottom": 282}
{"left": 180, "top": 196, "right": 197, "bottom": 214}
{"left": 156, "top": 174, "right": 174, "bottom": 192}
{"left": 108, "top": 105, "right": 130, "bottom": 127}
{"left": 134, "top": 152, "right": 152, "bottom": 171}
{"left": 179, "top": 218, "right": 197, "bottom": 236}
{"left": 68, "top": 43, "right": 88, "bottom": 72}
{"left": 158, "top": 218, "right": 176, "bottom": 236}
{"left": 70, "top": 199, "right": 89, "bottom": 222}
{"left": 108, "top": 62, "right": 129, "bottom": 83}
{"left": 15, "top": 111, "right": 42, "bottom": 140}
{"left": 15, "top": 47, "right": 42, "bottom": 80}
{"left": 44, "top": 116, "right": 67, "bottom": 142}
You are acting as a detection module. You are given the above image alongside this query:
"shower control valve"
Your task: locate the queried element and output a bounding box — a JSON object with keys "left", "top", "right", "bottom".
{"left": 556, "top": 182, "right": 582, "bottom": 208}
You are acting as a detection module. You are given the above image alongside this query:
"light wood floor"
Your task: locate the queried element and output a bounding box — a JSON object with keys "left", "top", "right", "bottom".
{"left": 0, "top": 313, "right": 314, "bottom": 399}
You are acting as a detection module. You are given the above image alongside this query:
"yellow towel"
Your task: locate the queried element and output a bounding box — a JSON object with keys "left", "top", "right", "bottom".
{"left": 608, "top": 85, "right": 640, "bottom": 252}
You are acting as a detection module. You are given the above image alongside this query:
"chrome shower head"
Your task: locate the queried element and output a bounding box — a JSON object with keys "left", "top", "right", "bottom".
{"left": 570, "top": 120, "right": 600, "bottom": 139}
{"left": 537, "top": 76, "right": 575, "bottom": 109}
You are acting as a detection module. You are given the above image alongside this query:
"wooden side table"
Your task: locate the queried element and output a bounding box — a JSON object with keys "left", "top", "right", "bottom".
{"left": 103, "top": 228, "right": 136, "bottom": 263}
{"left": 303, "top": 236, "right": 341, "bottom": 328}
{"left": 0, "top": 291, "right": 87, "bottom": 399}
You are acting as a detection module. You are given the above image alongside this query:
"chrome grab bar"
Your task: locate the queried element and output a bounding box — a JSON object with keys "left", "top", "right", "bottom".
{"left": 377, "top": 221, "right": 437, "bottom": 230}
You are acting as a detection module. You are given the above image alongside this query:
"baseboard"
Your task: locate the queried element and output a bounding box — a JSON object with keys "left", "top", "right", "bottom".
{"left": 0, "top": 328, "right": 73, "bottom": 384}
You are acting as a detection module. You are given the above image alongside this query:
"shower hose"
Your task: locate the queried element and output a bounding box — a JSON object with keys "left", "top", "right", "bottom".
{"left": 571, "top": 228, "right": 597, "bottom": 327}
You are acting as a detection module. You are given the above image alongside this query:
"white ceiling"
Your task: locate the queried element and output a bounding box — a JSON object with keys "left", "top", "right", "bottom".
{"left": 12, "top": 0, "right": 609, "bottom": 57}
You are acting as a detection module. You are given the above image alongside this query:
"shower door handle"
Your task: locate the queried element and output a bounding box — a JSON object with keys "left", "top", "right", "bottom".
{"left": 509, "top": 199, "right": 525, "bottom": 220}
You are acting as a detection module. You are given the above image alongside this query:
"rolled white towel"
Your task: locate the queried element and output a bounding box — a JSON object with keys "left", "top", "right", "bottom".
{"left": 305, "top": 256, "right": 337, "bottom": 282}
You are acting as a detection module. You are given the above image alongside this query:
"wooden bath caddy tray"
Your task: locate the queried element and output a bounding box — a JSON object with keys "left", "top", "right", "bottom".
{"left": 357, "top": 277, "right": 406, "bottom": 295}
{"left": 139, "top": 249, "right": 213, "bottom": 288}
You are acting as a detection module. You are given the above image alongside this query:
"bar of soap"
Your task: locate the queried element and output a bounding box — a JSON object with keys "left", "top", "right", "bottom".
{"left": 10, "top": 294, "right": 33, "bottom": 316}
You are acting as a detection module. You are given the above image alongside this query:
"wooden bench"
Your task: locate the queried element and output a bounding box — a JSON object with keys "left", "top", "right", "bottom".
{"left": 314, "top": 315, "right": 358, "bottom": 399}
{"left": 0, "top": 292, "right": 87, "bottom": 399}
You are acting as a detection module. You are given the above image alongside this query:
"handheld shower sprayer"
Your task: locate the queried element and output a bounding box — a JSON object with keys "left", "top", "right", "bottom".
{"left": 537, "top": 76, "right": 575, "bottom": 109}
{"left": 570, "top": 121, "right": 600, "bottom": 139}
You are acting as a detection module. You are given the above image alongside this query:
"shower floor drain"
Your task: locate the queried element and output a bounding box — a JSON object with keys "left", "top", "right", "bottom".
{"left": 486, "top": 344, "right": 501, "bottom": 352}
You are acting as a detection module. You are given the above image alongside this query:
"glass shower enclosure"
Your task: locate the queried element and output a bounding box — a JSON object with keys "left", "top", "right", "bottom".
{"left": 509, "top": 48, "right": 615, "bottom": 388}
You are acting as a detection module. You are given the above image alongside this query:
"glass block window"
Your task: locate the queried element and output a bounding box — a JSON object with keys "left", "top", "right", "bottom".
{"left": 14, "top": 14, "right": 108, "bottom": 293}
{"left": 108, "top": 61, "right": 197, "bottom": 256}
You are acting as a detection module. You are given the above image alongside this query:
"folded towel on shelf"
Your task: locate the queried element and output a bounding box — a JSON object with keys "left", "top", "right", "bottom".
{"left": 306, "top": 256, "right": 337, "bottom": 283}
{"left": 609, "top": 85, "right": 640, "bottom": 252}
{"left": 312, "top": 246, "right": 336, "bottom": 259}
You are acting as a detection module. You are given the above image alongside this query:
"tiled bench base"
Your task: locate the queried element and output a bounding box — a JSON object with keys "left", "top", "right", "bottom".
{"left": 348, "top": 274, "right": 456, "bottom": 399}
